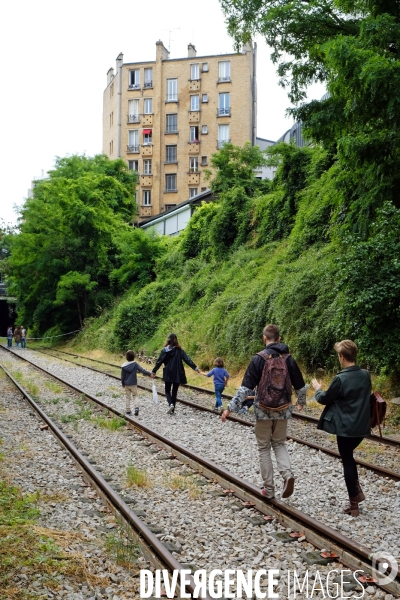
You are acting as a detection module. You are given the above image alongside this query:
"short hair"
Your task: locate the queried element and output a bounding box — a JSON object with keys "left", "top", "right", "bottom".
{"left": 126, "top": 350, "right": 135, "bottom": 361}
{"left": 263, "top": 324, "right": 280, "bottom": 342}
{"left": 334, "top": 340, "right": 357, "bottom": 362}
{"left": 214, "top": 357, "right": 224, "bottom": 368}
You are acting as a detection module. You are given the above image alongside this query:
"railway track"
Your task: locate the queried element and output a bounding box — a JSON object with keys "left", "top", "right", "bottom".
{"left": 34, "top": 346, "right": 400, "bottom": 448}
{"left": 23, "top": 345, "right": 400, "bottom": 483}
{"left": 1, "top": 345, "right": 400, "bottom": 597}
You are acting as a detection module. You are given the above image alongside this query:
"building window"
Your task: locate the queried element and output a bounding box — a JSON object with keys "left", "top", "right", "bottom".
{"left": 202, "top": 62, "right": 209, "bottom": 72}
{"left": 189, "top": 157, "right": 199, "bottom": 172}
{"left": 166, "top": 114, "right": 178, "bottom": 132}
{"left": 202, "top": 94, "right": 208, "bottom": 103}
{"left": 201, "top": 125, "right": 208, "bottom": 134}
{"left": 217, "top": 124, "right": 230, "bottom": 147}
{"left": 128, "top": 130, "right": 139, "bottom": 152}
{"left": 128, "top": 160, "right": 139, "bottom": 171}
{"left": 165, "top": 203, "right": 176, "bottom": 211}
{"left": 167, "top": 78, "right": 178, "bottom": 101}
{"left": 165, "top": 174, "right": 177, "bottom": 192}
{"left": 190, "top": 126, "right": 199, "bottom": 142}
{"left": 190, "top": 64, "right": 199, "bottom": 80}
{"left": 144, "top": 68, "right": 153, "bottom": 88}
{"left": 190, "top": 95, "right": 199, "bottom": 111}
{"left": 129, "top": 69, "right": 140, "bottom": 89}
{"left": 128, "top": 99, "right": 139, "bottom": 122}
{"left": 143, "top": 159, "right": 152, "bottom": 175}
{"left": 110, "top": 83, "right": 114, "bottom": 97}
{"left": 166, "top": 145, "right": 177, "bottom": 163}
{"left": 201, "top": 187, "right": 207, "bottom": 192}
{"left": 143, "top": 129, "right": 152, "bottom": 145}
{"left": 189, "top": 188, "right": 198, "bottom": 198}
{"left": 201, "top": 156, "right": 207, "bottom": 166}
{"left": 144, "top": 98, "right": 153, "bottom": 114}
{"left": 218, "top": 61, "right": 231, "bottom": 82}
{"left": 143, "top": 190, "right": 151, "bottom": 206}
{"left": 109, "top": 141, "right": 113, "bottom": 155}
{"left": 218, "top": 92, "right": 230, "bottom": 116}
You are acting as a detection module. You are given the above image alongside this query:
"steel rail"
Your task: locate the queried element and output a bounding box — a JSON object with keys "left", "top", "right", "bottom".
{"left": 34, "top": 346, "right": 400, "bottom": 448}
{"left": 26, "top": 346, "right": 400, "bottom": 483}
{"left": 1, "top": 346, "right": 400, "bottom": 596}
{"left": 0, "top": 362, "right": 211, "bottom": 600}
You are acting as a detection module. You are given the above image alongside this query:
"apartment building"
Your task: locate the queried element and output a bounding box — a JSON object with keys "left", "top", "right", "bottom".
{"left": 103, "top": 40, "right": 257, "bottom": 220}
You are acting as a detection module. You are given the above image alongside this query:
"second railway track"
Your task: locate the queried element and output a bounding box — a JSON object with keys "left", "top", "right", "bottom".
{"left": 1, "top": 345, "right": 400, "bottom": 597}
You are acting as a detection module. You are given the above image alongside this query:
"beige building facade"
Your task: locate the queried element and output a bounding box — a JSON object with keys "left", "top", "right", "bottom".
{"left": 103, "top": 41, "right": 257, "bottom": 220}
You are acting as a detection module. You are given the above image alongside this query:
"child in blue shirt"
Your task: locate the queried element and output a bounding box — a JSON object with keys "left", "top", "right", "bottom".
{"left": 201, "top": 357, "right": 230, "bottom": 411}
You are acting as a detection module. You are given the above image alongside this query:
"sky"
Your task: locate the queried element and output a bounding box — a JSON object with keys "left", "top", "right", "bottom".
{"left": 0, "top": 0, "right": 325, "bottom": 226}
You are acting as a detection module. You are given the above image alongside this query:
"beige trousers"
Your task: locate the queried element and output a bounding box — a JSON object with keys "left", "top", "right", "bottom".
{"left": 254, "top": 419, "right": 292, "bottom": 497}
{"left": 124, "top": 385, "right": 137, "bottom": 412}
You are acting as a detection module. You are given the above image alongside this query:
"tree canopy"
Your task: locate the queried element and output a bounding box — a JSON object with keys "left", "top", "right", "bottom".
{"left": 6, "top": 154, "right": 165, "bottom": 335}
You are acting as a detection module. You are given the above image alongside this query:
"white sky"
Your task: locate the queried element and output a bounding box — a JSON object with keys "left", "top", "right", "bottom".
{"left": 0, "top": 0, "right": 325, "bottom": 226}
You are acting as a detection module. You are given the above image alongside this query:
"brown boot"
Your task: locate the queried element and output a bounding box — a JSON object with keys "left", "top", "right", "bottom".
{"left": 343, "top": 496, "right": 359, "bottom": 517}
{"left": 355, "top": 480, "right": 365, "bottom": 503}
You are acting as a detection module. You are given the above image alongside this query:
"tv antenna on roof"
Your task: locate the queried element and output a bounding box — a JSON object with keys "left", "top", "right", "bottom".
{"left": 163, "top": 28, "right": 181, "bottom": 53}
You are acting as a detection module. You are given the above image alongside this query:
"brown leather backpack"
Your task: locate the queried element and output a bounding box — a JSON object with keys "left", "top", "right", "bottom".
{"left": 370, "top": 392, "right": 386, "bottom": 436}
{"left": 256, "top": 352, "right": 292, "bottom": 411}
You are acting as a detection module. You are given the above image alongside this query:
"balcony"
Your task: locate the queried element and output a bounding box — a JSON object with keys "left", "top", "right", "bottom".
{"left": 188, "top": 111, "right": 200, "bottom": 123}
{"left": 217, "top": 139, "right": 231, "bottom": 149}
{"left": 141, "top": 113, "right": 153, "bottom": 126}
{"left": 217, "top": 107, "right": 231, "bottom": 117}
{"left": 141, "top": 144, "right": 153, "bottom": 156}
{"left": 128, "top": 83, "right": 140, "bottom": 90}
{"left": 189, "top": 79, "right": 201, "bottom": 91}
{"left": 127, "top": 145, "right": 139, "bottom": 153}
{"left": 188, "top": 142, "right": 200, "bottom": 154}
{"left": 217, "top": 76, "right": 231, "bottom": 83}
{"left": 144, "top": 81, "right": 153, "bottom": 89}
{"left": 127, "top": 114, "right": 140, "bottom": 123}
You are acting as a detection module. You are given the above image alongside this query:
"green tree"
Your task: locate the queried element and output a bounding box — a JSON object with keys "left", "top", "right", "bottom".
{"left": 6, "top": 154, "right": 162, "bottom": 334}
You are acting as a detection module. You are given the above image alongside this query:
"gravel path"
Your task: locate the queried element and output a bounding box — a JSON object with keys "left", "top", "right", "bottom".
{"left": 0, "top": 372, "right": 146, "bottom": 599}
{"left": 2, "top": 347, "right": 400, "bottom": 573}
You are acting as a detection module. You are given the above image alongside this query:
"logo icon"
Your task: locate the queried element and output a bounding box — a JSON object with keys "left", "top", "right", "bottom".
{"left": 370, "top": 552, "right": 398, "bottom": 585}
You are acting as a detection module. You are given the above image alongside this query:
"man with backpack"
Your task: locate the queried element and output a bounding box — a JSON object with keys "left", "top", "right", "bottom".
{"left": 221, "top": 324, "right": 306, "bottom": 499}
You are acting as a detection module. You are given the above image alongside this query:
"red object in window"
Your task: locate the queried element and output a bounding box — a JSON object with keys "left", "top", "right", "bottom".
{"left": 142, "top": 129, "right": 152, "bottom": 134}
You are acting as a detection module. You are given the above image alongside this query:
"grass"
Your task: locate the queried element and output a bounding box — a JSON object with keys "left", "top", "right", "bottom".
{"left": 163, "top": 472, "right": 202, "bottom": 500}
{"left": 126, "top": 465, "right": 151, "bottom": 488}
{"left": 104, "top": 526, "right": 139, "bottom": 569}
{"left": 45, "top": 381, "right": 63, "bottom": 394}
{"left": 92, "top": 415, "right": 126, "bottom": 431}
{"left": 60, "top": 406, "right": 92, "bottom": 425}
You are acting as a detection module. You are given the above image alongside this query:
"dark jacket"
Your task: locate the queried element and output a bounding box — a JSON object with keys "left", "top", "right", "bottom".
{"left": 121, "top": 361, "right": 151, "bottom": 386}
{"left": 316, "top": 365, "right": 371, "bottom": 437}
{"left": 242, "top": 342, "right": 305, "bottom": 391}
{"left": 152, "top": 346, "right": 198, "bottom": 384}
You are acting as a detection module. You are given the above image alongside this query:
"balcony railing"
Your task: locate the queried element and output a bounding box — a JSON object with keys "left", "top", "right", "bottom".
{"left": 165, "top": 128, "right": 178, "bottom": 134}
{"left": 217, "top": 139, "right": 231, "bottom": 148}
{"left": 165, "top": 187, "right": 178, "bottom": 192}
{"left": 166, "top": 94, "right": 178, "bottom": 102}
{"left": 144, "top": 81, "right": 153, "bottom": 88}
{"left": 189, "top": 167, "right": 199, "bottom": 173}
{"left": 218, "top": 76, "right": 231, "bottom": 82}
{"left": 127, "top": 114, "right": 140, "bottom": 123}
{"left": 127, "top": 145, "right": 139, "bottom": 153}
{"left": 217, "top": 107, "right": 231, "bottom": 116}
{"left": 128, "top": 83, "right": 140, "bottom": 90}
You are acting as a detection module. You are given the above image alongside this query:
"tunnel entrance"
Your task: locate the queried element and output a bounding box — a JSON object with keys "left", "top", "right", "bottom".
{"left": 0, "top": 299, "right": 17, "bottom": 337}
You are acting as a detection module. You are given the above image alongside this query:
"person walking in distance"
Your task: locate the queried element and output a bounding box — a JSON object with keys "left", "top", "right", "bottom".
{"left": 200, "top": 357, "right": 229, "bottom": 411}
{"left": 151, "top": 333, "right": 200, "bottom": 415}
{"left": 221, "top": 324, "right": 306, "bottom": 499}
{"left": 13, "top": 326, "right": 22, "bottom": 349}
{"left": 311, "top": 340, "right": 370, "bottom": 517}
{"left": 7, "top": 326, "right": 13, "bottom": 348}
{"left": 21, "top": 325, "right": 27, "bottom": 349}
{"left": 121, "top": 350, "right": 153, "bottom": 416}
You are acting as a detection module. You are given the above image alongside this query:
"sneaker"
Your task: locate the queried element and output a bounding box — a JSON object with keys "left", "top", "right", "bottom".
{"left": 282, "top": 476, "right": 295, "bottom": 498}
{"left": 237, "top": 408, "right": 249, "bottom": 415}
{"left": 134, "top": 407, "right": 139, "bottom": 416}
{"left": 125, "top": 411, "right": 132, "bottom": 415}
{"left": 261, "top": 488, "right": 275, "bottom": 499}
{"left": 167, "top": 404, "right": 174, "bottom": 414}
